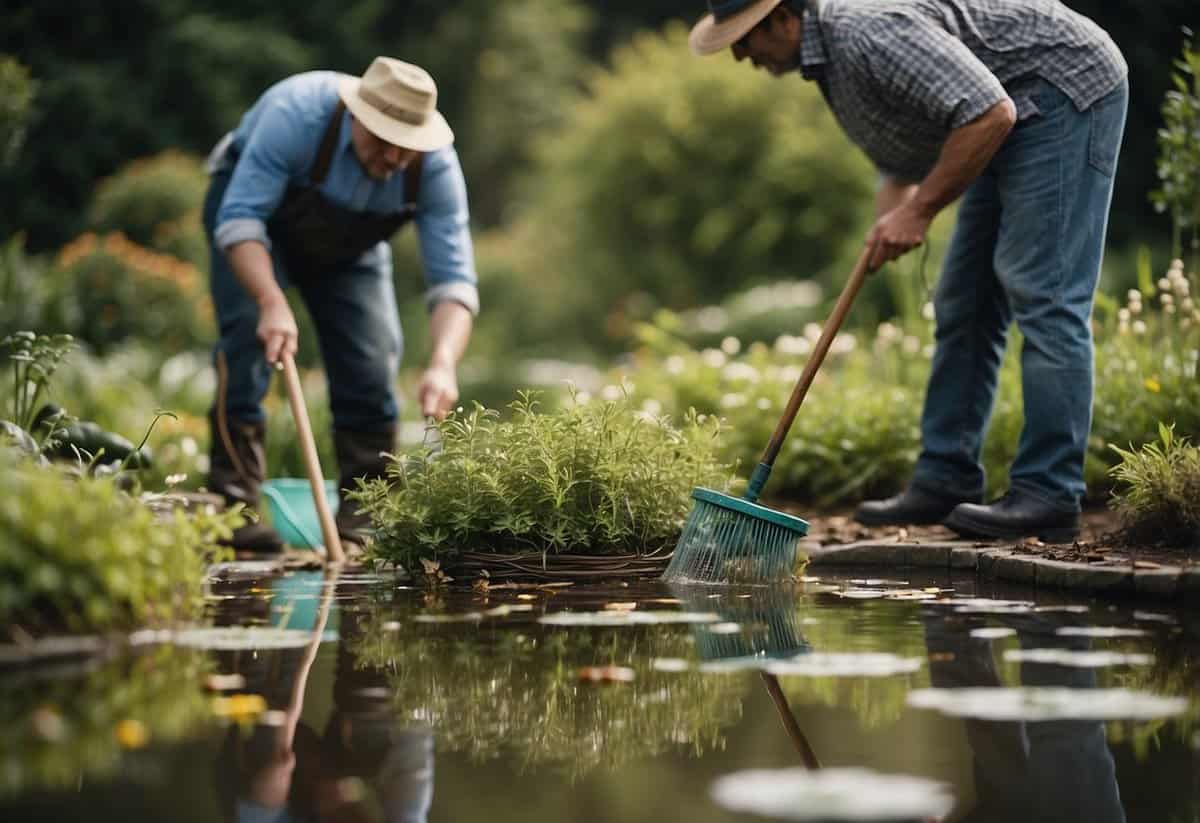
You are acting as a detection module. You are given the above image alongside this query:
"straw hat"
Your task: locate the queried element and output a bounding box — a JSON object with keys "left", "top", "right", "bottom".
{"left": 338, "top": 57, "right": 454, "bottom": 152}
{"left": 689, "top": 0, "right": 784, "bottom": 56}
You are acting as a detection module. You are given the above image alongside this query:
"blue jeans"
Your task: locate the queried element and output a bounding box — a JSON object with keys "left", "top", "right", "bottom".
{"left": 912, "top": 79, "right": 1128, "bottom": 512}
{"left": 203, "top": 170, "right": 404, "bottom": 431}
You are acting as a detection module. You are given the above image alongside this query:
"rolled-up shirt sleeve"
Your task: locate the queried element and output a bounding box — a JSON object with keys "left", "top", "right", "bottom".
{"left": 213, "top": 103, "right": 309, "bottom": 252}
{"left": 416, "top": 147, "right": 480, "bottom": 316}
{"left": 849, "top": 14, "right": 1009, "bottom": 132}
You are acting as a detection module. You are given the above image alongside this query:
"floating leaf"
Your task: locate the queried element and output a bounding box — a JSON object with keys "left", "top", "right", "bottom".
{"left": 1003, "top": 649, "right": 1155, "bottom": 668}
{"left": 711, "top": 767, "right": 955, "bottom": 821}
{"left": 908, "top": 688, "right": 1186, "bottom": 721}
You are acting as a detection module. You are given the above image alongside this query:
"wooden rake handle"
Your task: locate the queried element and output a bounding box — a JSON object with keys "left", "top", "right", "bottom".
{"left": 760, "top": 244, "right": 876, "bottom": 468}
{"left": 280, "top": 354, "right": 345, "bottom": 564}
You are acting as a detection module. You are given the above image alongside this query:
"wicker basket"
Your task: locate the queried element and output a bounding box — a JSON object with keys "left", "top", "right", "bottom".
{"left": 444, "top": 549, "right": 673, "bottom": 582}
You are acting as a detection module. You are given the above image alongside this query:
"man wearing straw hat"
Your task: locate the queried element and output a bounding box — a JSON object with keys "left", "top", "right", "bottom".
{"left": 690, "top": 0, "right": 1127, "bottom": 542}
{"left": 202, "top": 57, "right": 478, "bottom": 552}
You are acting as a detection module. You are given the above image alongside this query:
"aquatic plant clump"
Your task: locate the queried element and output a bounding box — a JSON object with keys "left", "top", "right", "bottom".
{"left": 0, "top": 451, "right": 242, "bottom": 633}
{"left": 356, "top": 392, "right": 736, "bottom": 567}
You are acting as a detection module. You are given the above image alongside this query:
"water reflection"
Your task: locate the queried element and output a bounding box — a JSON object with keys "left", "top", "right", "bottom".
{"left": 348, "top": 589, "right": 748, "bottom": 776}
{"left": 210, "top": 571, "right": 433, "bottom": 823}
{"left": 0, "top": 644, "right": 211, "bottom": 797}
{"left": 1, "top": 570, "right": 1197, "bottom": 822}
{"left": 921, "top": 608, "right": 1127, "bottom": 822}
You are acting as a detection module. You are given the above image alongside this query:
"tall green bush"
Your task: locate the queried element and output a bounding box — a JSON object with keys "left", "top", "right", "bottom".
{"left": 49, "top": 232, "right": 212, "bottom": 354}
{"left": 0, "top": 55, "right": 34, "bottom": 169}
{"left": 1151, "top": 32, "right": 1200, "bottom": 273}
{"left": 86, "top": 151, "right": 208, "bottom": 255}
{"left": 517, "top": 23, "right": 874, "bottom": 348}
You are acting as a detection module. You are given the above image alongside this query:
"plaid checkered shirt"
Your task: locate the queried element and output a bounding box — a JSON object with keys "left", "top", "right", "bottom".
{"left": 799, "top": 0, "right": 1127, "bottom": 182}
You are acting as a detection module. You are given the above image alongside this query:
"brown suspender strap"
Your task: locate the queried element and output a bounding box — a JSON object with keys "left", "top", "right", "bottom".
{"left": 404, "top": 153, "right": 425, "bottom": 210}
{"left": 310, "top": 99, "right": 423, "bottom": 210}
{"left": 310, "top": 101, "right": 347, "bottom": 184}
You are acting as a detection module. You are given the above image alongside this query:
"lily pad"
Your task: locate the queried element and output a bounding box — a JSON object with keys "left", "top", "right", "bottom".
{"left": 1003, "top": 649, "right": 1155, "bottom": 668}
{"left": 766, "top": 653, "right": 924, "bottom": 678}
{"left": 171, "top": 627, "right": 333, "bottom": 650}
{"left": 1056, "top": 627, "right": 1148, "bottom": 638}
{"left": 907, "top": 687, "right": 1187, "bottom": 721}
{"left": 710, "top": 767, "right": 955, "bottom": 821}
{"left": 538, "top": 611, "right": 719, "bottom": 627}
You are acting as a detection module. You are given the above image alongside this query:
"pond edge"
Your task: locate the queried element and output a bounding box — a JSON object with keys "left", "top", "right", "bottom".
{"left": 803, "top": 541, "right": 1200, "bottom": 600}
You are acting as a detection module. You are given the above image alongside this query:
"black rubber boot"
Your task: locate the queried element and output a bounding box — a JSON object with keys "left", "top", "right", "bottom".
{"left": 854, "top": 484, "right": 982, "bottom": 527}
{"left": 333, "top": 427, "right": 396, "bottom": 548}
{"left": 944, "top": 491, "right": 1080, "bottom": 543}
{"left": 208, "top": 410, "right": 284, "bottom": 554}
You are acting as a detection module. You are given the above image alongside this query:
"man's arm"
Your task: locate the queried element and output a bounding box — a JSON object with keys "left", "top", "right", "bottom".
{"left": 867, "top": 98, "right": 1015, "bottom": 270}
{"left": 418, "top": 301, "right": 473, "bottom": 419}
{"left": 413, "top": 146, "right": 480, "bottom": 419}
{"left": 226, "top": 240, "right": 298, "bottom": 364}
{"left": 214, "top": 100, "right": 309, "bottom": 362}
{"left": 876, "top": 176, "right": 918, "bottom": 217}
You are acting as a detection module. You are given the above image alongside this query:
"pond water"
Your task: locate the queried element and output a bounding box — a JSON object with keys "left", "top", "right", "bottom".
{"left": 3, "top": 566, "right": 1198, "bottom": 822}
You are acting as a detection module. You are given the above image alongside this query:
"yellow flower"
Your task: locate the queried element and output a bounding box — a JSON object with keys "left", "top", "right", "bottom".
{"left": 211, "top": 693, "right": 268, "bottom": 724}
{"left": 115, "top": 718, "right": 149, "bottom": 749}
{"left": 1144, "top": 377, "right": 1161, "bottom": 393}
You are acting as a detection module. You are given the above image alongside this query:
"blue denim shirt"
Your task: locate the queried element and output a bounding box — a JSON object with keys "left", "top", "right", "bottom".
{"left": 209, "top": 71, "right": 478, "bottom": 314}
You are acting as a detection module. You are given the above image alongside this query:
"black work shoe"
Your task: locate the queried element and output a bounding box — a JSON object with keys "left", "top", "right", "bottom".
{"left": 854, "top": 485, "right": 982, "bottom": 527}
{"left": 221, "top": 520, "right": 285, "bottom": 554}
{"left": 943, "top": 492, "right": 1080, "bottom": 543}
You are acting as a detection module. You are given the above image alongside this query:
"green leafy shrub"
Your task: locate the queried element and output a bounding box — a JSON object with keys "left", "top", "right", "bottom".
{"left": 0, "top": 646, "right": 212, "bottom": 796}
{"left": 50, "top": 231, "right": 212, "bottom": 354}
{"left": 356, "top": 392, "right": 736, "bottom": 567}
{"left": 0, "top": 55, "right": 35, "bottom": 168}
{"left": 0, "top": 450, "right": 241, "bottom": 633}
{"left": 1, "top": 331, "right": 75, "bottom": 432}
{"left": 516, "top": 22, "right": 874, "bottom": 348}
{"left": 1093, "top": 254, "right": 1200, "bottom": 475}
{"left": 1109, "top": 424, "right": 1200, "bottom": 547}
{"left": 1151, "top": 32, "right": 1200, "bottom": 273}
{"left": 613, "top": 307, "right": 1026, "bottom": 505}
{"left": 86, "top": 151, "right": 209, "bottom": 252}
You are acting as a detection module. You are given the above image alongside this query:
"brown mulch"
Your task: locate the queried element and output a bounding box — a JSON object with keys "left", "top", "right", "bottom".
{"left": 798, "top": 505, "right": 1198, "bottom": 570}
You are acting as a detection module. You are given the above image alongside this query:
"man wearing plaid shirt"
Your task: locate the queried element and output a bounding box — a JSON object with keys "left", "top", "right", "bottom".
{"left": 690, "top": 0, "right": 1128, "bottom": 542}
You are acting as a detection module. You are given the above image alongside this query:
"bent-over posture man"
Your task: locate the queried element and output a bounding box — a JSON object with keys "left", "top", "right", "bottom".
{"left": 204, "top": 57, "right": 478, "bottom": 552}
{"left": 690, "top": 0, "right": 1127, "bottom": 541}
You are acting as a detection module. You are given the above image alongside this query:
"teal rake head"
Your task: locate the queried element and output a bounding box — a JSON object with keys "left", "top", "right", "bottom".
{"left": 662, "top": 487, "right": 809, "bottom": 585}
{"left": 662, "top": 246, "right": 876, "bottom": 586}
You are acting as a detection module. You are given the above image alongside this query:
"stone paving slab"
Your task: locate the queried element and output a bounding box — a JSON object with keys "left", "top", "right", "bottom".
{"left": 805, "top": 540, "right": 1193, "bottom": 600}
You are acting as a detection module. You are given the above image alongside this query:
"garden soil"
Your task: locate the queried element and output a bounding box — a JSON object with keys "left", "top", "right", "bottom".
{"left": 798, "top": 505, "right": 1197, "bottom": 570}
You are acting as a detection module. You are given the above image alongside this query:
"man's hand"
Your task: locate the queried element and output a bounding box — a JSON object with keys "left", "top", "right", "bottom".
{"left": 865, "top": 201, "right": 932, "bottom": 272}
{"left": 417, "top": 363, "right": 459, "bottom": 420}
{"left": 258, "top": 296, "right": 299, "bottom": 365}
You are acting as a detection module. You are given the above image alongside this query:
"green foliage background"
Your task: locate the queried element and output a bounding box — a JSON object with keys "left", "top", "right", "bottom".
{"left": 1, "top": 0, "right": 1193, "bottom": 252}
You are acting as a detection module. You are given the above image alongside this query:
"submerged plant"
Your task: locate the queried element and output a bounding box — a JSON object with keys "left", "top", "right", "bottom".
{"left": 356, "top": 391, "right": 736, "bottom": 568}
{"left": 1109, "top": 423, "right": 1200, "bottom": 547}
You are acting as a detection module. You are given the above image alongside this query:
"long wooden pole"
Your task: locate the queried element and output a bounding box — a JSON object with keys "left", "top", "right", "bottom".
{"left": 759, "top": 244, "right": 875, "bottom": 467}
{"left": 280, "top": 354, "right": 345, "bottom": 564}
